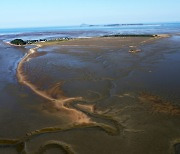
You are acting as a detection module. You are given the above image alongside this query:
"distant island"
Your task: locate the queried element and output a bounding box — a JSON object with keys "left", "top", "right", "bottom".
{"left": 80, "top": 23, "right": 144, "bottom": 27}
{"left": 104, "top": 23, "right": 144, "bottom": 26}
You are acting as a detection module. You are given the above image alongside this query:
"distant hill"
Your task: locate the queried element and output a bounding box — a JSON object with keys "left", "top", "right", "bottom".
{"left": 80, "top": 23, "right": 144, "bottom": 27}
{"left": 104, "top": 23, "right": 144, "bottom": 26}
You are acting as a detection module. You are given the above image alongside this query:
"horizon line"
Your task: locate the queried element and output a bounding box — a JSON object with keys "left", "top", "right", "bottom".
{"left": 0, "top": 21, "right": 180, "bottom": 30}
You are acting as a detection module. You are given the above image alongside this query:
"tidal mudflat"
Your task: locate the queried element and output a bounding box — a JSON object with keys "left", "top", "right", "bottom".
{"left": 0, "top": 36, "right": 180, "bottom": 154}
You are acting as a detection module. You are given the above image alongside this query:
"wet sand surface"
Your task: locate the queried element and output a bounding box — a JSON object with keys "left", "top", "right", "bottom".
{"left": 0, "top": 36, "right": 180, "bottom": 154}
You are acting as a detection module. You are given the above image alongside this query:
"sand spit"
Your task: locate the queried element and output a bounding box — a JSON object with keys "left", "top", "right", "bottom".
{"left": 0, "top": 41, "right": 127, "bottom": 153}
{"left": 16, "top": 44, "right": 92, "bottom": 124}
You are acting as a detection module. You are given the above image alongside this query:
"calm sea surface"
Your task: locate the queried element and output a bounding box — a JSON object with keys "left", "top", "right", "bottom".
{"left": 1, "top": 23, "right": 180, "bottom": 41}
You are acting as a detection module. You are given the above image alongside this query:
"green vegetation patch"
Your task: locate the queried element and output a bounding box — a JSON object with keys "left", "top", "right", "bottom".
{"left": 10, "top": 39, "right": 26, "bottom": 45}
{"left": 103, "top": 34, "right": 157, "bottom": 37}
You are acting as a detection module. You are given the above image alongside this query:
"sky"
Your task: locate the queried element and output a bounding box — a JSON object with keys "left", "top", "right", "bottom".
{"left": 0, "top": 0, "right": 180, "bottom": 28}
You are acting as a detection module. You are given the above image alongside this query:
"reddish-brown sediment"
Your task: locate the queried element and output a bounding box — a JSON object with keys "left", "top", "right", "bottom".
{"left": 16, "top": 45, "right": 91, "bottom": 124}
{"left": 139, "top": 92, "right": 180, "bottom": 115}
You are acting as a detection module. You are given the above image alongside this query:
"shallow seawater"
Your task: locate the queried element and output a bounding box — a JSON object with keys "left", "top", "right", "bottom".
{"left": 0, "top": 36, "right": 180, "bottom": 154}
{"left": 0, "top": 41, "right": 76, "bottom": 137}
